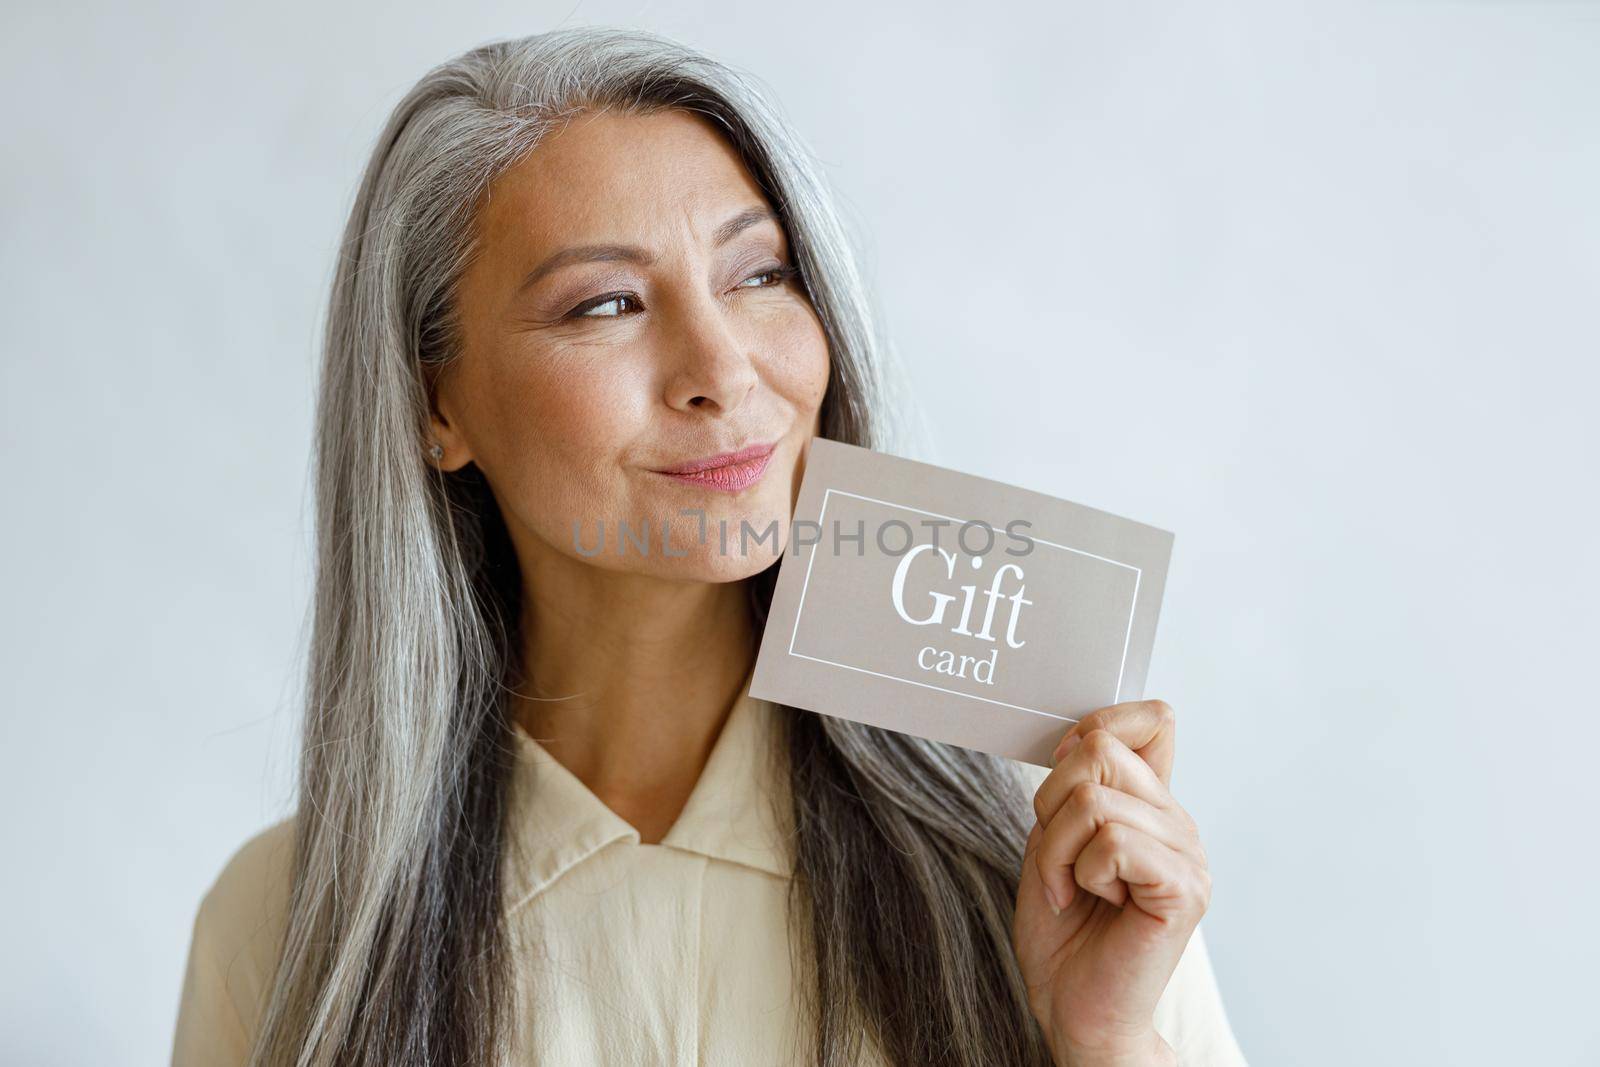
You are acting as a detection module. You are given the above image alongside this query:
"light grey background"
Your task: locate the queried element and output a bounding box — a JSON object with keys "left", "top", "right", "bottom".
{"left": 3, "top": 2, "right": 1596, "bottom": 1064}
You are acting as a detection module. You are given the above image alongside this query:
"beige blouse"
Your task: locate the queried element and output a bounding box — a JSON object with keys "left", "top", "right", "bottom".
{"left": 172, "top": 673, "right": 1249, "bottom": 1065}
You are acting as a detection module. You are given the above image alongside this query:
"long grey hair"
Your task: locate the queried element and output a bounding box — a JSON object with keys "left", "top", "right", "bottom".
{"left": 253, "top": 25, "right": 1052, "bottom": 1067}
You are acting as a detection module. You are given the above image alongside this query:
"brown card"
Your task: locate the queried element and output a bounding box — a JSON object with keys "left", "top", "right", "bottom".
{"left": 750, "top": 437, "right": 1174, "bottom": 767}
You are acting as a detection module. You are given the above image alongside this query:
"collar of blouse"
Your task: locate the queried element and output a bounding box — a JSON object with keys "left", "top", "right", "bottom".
{"left": 502, "top": 664, "right": 795, "bottom": 912}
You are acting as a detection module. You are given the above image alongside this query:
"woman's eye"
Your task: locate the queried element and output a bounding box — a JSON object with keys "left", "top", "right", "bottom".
{"left": 737, "top": 264, "right": 798, "bottom": 289}
{"left": 567, "top": 266, "right": 797, "bottom": 320}
{"left": 572, "top": 293, "right": 640, "bottom": 319}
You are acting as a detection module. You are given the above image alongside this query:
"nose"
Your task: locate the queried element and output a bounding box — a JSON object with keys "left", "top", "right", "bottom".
{"left": 660, "top": 292, "right": 760, "bottom": 414}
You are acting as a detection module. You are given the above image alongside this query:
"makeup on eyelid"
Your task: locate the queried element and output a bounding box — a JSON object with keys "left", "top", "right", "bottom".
{"left": 530, "top": 257, "right": 798, "bottom": 320}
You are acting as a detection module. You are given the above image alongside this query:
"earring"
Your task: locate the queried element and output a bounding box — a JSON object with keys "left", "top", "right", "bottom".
{"left": 428, "top": 442, "right": 444, "bottom": 461}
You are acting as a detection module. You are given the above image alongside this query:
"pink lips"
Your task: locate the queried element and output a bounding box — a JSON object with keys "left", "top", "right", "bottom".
{"left": 651, "top": 442, "right": 776, "bottom": 493}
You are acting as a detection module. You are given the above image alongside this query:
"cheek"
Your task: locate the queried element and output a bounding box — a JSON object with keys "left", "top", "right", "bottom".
{"left": 761, "top": 303, "right": 831, "bottom": 412}
{"left": 479, "top": 356, "right": 647, "bottom": 520}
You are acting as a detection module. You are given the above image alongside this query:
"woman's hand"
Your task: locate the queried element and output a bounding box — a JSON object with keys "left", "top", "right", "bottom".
{"left": 1012, "top": 699, "right": 1211, "bottom": 1067}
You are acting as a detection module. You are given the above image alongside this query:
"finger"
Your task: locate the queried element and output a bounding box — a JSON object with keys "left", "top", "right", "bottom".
{"left": 1034, "top": 782, "right": 1201, "bottom": 916}
{"left": 1023, "top": 816, "right": 1042, "bottom": 860}
{"left": 1073, "top": 822, "right": 1212, "bottom": 923}
{"left": 1050, "top": 699, "right": 1176, "bottom": 785}
{"left": 1017, "top": 819, "right": 1058, "bottom": 919}
{"left": 1033, "top": 727, "right": 1173, "bottom": 829}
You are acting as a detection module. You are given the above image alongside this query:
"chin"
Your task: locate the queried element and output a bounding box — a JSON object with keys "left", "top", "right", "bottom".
{"left": 662, "top": 493, "right": 791, "bottom": 580}
{"left": 656, "top": 546, "right": 779, "bottom": 585}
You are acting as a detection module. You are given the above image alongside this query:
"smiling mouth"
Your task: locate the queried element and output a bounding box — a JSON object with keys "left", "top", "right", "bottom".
{"left": 649, "top": 442, "right": 777, "bottom": 493}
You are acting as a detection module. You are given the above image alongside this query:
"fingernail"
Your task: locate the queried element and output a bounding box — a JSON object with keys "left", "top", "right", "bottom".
{"left": 1050, "top": 732, "right": 1081, "bottom": 768}
{"left": 1045, "top": 885, "right": 1063, "bottom": 915}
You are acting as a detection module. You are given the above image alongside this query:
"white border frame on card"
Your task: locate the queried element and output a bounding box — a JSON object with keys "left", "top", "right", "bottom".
{"left": 785, "top": 488, "right": 1143, "bottom": 723}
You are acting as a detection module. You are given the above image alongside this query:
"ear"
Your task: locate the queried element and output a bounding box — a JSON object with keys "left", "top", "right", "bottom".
{"left": 423, "top": 362, "right": 474, "bottom": 473}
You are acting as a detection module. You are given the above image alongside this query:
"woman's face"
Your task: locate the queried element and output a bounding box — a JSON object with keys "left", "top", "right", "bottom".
{"left": 432, "top": 108, "right": 830, "bottom": 583}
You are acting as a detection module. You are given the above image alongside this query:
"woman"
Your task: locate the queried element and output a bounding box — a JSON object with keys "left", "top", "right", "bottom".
{"left": 172, "top": 26, "right": 1247, "bottom": 1067}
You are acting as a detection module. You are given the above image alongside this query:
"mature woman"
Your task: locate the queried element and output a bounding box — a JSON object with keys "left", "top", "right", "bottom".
{"left": 172, "top": 26, "right": 1247, "bottom": 1067}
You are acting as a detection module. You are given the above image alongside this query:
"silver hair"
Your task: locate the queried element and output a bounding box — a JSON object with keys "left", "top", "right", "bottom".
{"left": 253, "top": 25, "right": 1049, "bottom": 1067}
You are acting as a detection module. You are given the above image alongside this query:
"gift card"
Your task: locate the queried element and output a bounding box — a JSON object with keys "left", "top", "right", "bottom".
{"left": 750, "top": 437, "right": 1174, "bottom": 767}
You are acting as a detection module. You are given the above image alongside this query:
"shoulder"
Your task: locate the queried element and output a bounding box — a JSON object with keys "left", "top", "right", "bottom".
{"left": 1154, "top": 924, "right": 1250, "bottom": 1065}
{"left": 172, "top": 817, "right": 297, "bottom": 1066}
{"left": 196, "top": 816, "right": 298, "bottom": 965}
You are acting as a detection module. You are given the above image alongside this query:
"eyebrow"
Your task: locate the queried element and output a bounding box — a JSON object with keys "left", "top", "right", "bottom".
{"left": 515, "top": 205, "right": 782, "bottom": 294}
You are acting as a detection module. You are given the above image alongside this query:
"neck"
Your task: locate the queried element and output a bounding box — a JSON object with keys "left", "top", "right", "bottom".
{"left": 511, "top": 541, "right": 758, "bottom": 842}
